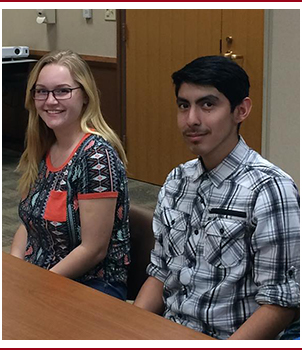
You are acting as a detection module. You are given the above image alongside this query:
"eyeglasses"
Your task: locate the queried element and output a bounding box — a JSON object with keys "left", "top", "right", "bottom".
{"left": 31, "top": 87, "right": 82, "bottom": 100}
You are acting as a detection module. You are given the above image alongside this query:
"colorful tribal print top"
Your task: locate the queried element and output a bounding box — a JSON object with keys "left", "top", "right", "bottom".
{"left": 19, "top": 133, "right": 130, "bottom": 285}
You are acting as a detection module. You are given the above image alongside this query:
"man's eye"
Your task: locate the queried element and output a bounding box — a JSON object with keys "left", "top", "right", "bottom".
{"left": 203, "top": 102, "right": 213, "bottom": 109}
{"left": 178, "top": 103, "right": 189, "bottom": 110}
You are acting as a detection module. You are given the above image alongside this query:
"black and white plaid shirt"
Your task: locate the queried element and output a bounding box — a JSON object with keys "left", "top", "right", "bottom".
{"left": 147, "top": 137, "right": 300, "bottom": 339}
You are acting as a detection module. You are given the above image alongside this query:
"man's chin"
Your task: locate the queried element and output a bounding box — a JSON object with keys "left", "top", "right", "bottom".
{"left": 188, "top": 145, "right": 205, "bottom": 157}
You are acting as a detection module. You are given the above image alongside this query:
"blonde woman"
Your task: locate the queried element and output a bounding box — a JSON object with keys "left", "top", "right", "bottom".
{"left": 10, "top": 50, "right": 130, "bottom": 300}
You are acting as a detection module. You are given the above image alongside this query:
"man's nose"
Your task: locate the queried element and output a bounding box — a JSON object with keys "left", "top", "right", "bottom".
{"left": 187, "top": 106, "right": 201, "bottom": 126}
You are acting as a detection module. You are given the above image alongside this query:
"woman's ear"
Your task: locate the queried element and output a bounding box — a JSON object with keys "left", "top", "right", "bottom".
{"left": 234, "top": 97, "right": 252, "bottom": 123}
{"left": 83, "top": 93, "right": 89, "bottom": 105}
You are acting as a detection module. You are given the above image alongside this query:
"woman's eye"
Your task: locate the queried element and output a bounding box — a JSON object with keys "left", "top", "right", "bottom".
{"left": 55, "top": 88, "right": 70, "bottom": 95}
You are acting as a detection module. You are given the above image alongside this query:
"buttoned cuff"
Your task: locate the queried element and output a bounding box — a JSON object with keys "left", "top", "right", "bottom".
{"left": 256, "top": 279, "right": 300, "bottom": 308}
{"left": 146, "top": 262, "right": 167, "bottom": 284}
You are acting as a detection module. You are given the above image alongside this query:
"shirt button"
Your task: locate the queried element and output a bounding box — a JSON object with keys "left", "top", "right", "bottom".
{"left": 171, "top": 219, "right": 175, "bottom": 225}
{"left": 194, "top": 229, "right": 199, "bottom": 235}
{"left": 179, "top": 267, "right": 192, "bottom": 285}
{"left": 220, "top": 228, "right": 224, "bottom": 234}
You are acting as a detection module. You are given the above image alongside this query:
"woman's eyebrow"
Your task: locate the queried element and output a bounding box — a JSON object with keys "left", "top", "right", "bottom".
{"left": 34, "top": 83, "right": 72, "bottom": 88}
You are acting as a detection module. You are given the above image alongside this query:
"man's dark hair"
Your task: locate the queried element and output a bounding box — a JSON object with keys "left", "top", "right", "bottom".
{"left": 171, "top": 56, "right": 250, "bottom": 112}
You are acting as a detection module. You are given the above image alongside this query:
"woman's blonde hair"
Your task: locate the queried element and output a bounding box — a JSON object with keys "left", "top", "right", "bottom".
{"left": 17, "top": 50, "right": 127, "bottom": 195}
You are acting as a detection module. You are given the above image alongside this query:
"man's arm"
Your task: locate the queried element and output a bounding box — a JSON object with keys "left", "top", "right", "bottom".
{"left": 229, "top": 304, "right": 298, "bottom": 340}
{"left": 134, "top": 276, "right": 165, "bottom": 315}
{"left": 239, "top": 177, "right": 300, "bottom": 340}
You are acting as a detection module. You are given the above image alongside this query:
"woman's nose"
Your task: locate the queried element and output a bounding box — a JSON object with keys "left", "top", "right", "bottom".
{"left": 45, "top": 91, "right": 58, "bottom": 103}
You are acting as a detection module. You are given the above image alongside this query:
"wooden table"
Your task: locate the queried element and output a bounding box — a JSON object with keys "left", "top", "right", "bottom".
{"left": 2, "top": 252, "right": 214, "bottom": 340}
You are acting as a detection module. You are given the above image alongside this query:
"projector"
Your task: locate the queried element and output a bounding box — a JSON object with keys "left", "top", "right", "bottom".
{"left": 2, "top": 46, "right": 29, "bottom": 59}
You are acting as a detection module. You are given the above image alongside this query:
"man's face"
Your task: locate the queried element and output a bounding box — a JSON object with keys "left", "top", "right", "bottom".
{"left": 177, "top": 83, "right": 241, "bottom": 170}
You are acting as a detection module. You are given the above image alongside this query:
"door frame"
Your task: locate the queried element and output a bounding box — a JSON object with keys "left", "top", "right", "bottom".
{"left": 117, "top": 9, "right": 127, "bottom": 151}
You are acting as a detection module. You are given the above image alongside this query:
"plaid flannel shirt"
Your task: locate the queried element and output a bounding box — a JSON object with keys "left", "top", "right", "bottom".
{"left": 147, "top": 137, "right": 300, "bottom": 339}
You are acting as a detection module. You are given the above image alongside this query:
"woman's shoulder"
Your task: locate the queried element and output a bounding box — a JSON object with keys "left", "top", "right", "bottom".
{"left": 78, "top": 133, "right": 120, "bottom": 163}
{"left": 73, "top": 133, "right": 126, "bottom": 185}
{"left": 80, "top": 133, "right": 112, "bottom": 151}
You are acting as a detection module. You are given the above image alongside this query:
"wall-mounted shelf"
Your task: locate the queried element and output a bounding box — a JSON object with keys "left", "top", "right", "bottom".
{"left": 2, "top": 59, "right": 37, "bottom": 64}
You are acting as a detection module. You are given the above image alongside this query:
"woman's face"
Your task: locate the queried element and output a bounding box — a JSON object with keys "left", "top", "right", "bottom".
{"left": 34, "top": 64, "right": 87, "bottom": 132}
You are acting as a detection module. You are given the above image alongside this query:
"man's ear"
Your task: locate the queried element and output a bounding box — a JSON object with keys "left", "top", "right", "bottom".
{"left": 234, "top": 97, "right": 252, "bottom": 123}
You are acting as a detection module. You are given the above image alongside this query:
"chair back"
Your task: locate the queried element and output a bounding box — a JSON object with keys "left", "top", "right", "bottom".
{"left": 127, "top": 205, "right": 155, "bottom": 300}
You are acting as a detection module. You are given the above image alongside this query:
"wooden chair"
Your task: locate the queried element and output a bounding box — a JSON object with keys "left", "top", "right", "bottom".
{"left": 127, "top": 204, "right": 155, "bottom": 300}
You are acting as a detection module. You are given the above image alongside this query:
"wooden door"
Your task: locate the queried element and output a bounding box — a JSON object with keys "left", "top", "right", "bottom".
{"left": 221, "top": 10, "right": 264, "bottom": 154}
{"left": 125, "top": 9, "right": 264, "bottom": 185}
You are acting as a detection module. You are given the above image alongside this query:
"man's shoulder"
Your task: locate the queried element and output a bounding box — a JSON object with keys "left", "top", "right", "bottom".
{"left": 165, "top": 158, "right": 199, "bottom": 182}
{"left": 241, "top": 148, "right": 296, "bottom": 188}
{"left": 246, "top": 149, "right": 288, "bottom": 175}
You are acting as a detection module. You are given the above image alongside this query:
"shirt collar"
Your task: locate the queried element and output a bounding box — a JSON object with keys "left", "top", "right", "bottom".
{"left": 191, "top": 136, "right": 250, "bottom": 187}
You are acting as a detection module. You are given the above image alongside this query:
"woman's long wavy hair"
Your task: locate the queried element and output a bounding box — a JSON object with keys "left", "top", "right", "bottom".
{"left": 17, "top": 50, "right": 127, "bottom": 195}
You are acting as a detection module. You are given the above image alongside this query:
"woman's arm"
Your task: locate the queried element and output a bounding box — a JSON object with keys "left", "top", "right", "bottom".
{"left": 50, "top": 197, "right": 116, "bottom": 279}
{"left": 10, "top": 224, "right": 28, "bottom": 259}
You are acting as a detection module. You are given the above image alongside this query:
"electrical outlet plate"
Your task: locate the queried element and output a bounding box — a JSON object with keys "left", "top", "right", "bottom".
{"left": 105, "top": 9, "right": 116, "bottom": 21}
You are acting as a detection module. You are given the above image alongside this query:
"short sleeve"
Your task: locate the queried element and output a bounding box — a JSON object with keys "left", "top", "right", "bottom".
{"left": 76, "top": 139, "right": 120, "bottom": 200}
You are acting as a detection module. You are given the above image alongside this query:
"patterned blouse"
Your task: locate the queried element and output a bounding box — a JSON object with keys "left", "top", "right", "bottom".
{"left": 19, "top": 133, "right": 130, "bottom": 285}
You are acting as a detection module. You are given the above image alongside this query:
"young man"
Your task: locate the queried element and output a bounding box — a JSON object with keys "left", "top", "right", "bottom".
{"left": 134, "top": 56, "right": 300, "bottom": 339}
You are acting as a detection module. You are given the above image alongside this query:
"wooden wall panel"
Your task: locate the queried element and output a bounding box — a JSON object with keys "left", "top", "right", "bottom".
{"left": 87, "top": 60, "right": 121, "bottom": 137}
{"left": 125, "top": 9, "right": 264, "bottom": 185}
{"left": 221, "top": 9, "right": 264, "bottom": 153}
{"left": 126, "top": 10, "right": 222, "bottom": 184}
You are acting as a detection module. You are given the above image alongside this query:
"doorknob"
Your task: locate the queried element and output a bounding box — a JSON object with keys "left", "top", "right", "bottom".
{"left": 224, "top": 50, "right": 243, "bottom": 61}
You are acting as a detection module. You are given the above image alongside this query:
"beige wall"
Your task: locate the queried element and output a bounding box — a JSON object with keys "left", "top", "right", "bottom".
{"left": 2, "top": 9, "right": 117, "bottom": 57}
{"left": 263, "top": 9, "right": 300, "bottom": 188}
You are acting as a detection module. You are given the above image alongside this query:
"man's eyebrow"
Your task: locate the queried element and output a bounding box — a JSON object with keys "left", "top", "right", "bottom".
{"left": 198, "top": 95, "right": 220, "bottom": 103}
{"left": 177, "top": 94, "right": 220, "bottom": 104}
{"left": 176, "top": 97, "right": 189, "bottom": 103}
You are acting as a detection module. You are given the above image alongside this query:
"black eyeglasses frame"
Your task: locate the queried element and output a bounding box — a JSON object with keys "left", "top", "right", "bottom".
{"left": 31, "top": 86, "right": 82, "bottom": 101}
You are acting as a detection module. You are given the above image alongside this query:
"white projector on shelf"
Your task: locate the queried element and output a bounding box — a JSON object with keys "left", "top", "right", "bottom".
{"left": 2, "top": 46, "right": 29, "bottom": 59}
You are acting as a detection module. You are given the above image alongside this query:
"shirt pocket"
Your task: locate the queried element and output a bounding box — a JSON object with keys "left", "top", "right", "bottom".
{"left": 43, "top": 190, "right": 67, "bottom": 222}
{"left": 203, "top": 218, "right": 246, "bottom": 268}
{"left": 161, "top": 208, "right": 189, "bottom": 256}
